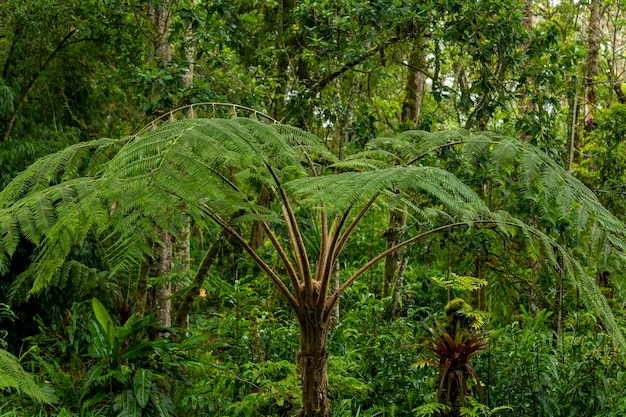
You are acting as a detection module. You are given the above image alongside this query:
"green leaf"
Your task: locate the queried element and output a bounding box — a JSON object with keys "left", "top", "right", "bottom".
{"left": 92, "top": 297, "right": 116, "bottom": 347}
{"left": 133, "top": 368, "right": 152, "bottom": 408}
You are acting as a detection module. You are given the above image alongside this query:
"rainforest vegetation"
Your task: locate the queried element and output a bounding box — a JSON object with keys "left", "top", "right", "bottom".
{"left": 2, "top": 1, "right": 626, "bottom": 416}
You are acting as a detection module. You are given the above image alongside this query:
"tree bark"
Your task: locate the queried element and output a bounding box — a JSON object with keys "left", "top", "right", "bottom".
{"left": 383, "top": 37, "right": 424, "bottom": 300}
{"left": 149, "top": 2, "right": 172, "bottom": 64}
{"left": 146, "top": 1, "right": 174, "bottom": 334}
{"left": 389, "top": 256, "right": 409, "bottom": 316}
{"left": 172, "top": 218, "right": 191, "bottom": 328}
{"left": 614, "top": 82, "right": 626, "bottom": 104}
{"left": 518, "top": 0, "right": 534, "bottom": 142}
{"left": 249, "top": 186, "right": 271, "bottom": 250}
{"left": 149, "top": 229, "right": 173, "bottom": 331}
{"left": 400, "top": 43, "right": 426, "bottom": 127}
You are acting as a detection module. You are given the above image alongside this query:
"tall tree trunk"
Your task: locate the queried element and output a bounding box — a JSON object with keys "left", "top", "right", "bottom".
{"left": 173, "top": 239, "right": 220, "bottom": 328}
{"left": 149, "top": 2, "right": 172, "bottom": 64}
{"left": 383, "top": 41, "right": 424, "bottom": 300}
{"left": 613, "top": 82, "right": 626, "bottom": 104}
{"left": 566, "top": 76, "right": 579, "bottom": 171}
{"left": 172, "top": 218, "right": 191, "bottom": 328}
{"left": 146, "top": 1, "right": 174, "bottom": 332}
{"left": 518, "top": 0, "right": 534, "bottom": 141}
{"left": 584, "top": 0, "right": 600, "bottom": 131}
{"left": 181, "top": 0, "right": 196, "bottom": 87}
{"left": 249, "top": 186, "right": 271, "bottom": 250}
{"left": 383, "top": 210, "right": 407, "bottom": 297}
{"left": 389, "top": 256, "right": 409, "bottom": 316}
{"left": 401, "top": 42, "right": 426, "bottom": 127}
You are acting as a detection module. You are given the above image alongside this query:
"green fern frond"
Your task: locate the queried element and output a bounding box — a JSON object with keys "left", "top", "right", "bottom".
{"left": 413, "top": 401, "right": 450, "bottom": 417}
{"left": 0, "top": 138, "right": 120, "bottom": 207}
{"left": 286, "top": 165, "right": 490, "bottom": 222}
{"left": 0, "top": 348, "right": 56, "bottom": 404}
{"left": 431, "top": 273, "right": 487, "bottom": 292}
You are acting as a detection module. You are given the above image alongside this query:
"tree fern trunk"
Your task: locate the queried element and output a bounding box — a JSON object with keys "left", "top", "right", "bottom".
{"left": 297, "top": 314, "right": 331, "bottom": 417}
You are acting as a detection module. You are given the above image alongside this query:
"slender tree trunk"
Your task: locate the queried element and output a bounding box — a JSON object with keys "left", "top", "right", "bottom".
{"left": 149, "top": 229, "right": 173, "bottom": 331}
{"left": 383, "top": 210, "right": 407, "bottom": 297}
{"left": 389, "top": 256, "right": 409, "bottom": 316}
{"left": 469, "top": 256, "right": 486, "bottom": 311}
{"left": 249, "top": 186, "right": 271, "bottom": 250}
{"left": 518, "top": 0, "right": 534, "bottom": 141}
{"left": 149, "top": 2, "right": 172, "bottom": 64}
{"left": 614, "top": 82, "right": 626, "bottom": 104}
{"left": 584, "top": 0, "right": 600, "bottom": 131}
{"left": 146, "top": 1, "right": 174, "bottom": 333}
{"left": 566, "top": 76, "right": 579, "bottom": 171}
{"left": 172, "top": 218, "right": 191, "bottom": 328}
{"left": 181, "top": 0, "right": 196, "bottom": 87}
{"left": 401, "top": 42, "right": 426, "bottom": 127}
{"left": 135, "top": 261, "right": 150, "bottom": 318}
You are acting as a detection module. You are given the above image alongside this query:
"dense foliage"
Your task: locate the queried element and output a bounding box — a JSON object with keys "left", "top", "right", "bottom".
{"left": 2, "top": 1, "right": 626, "bottom": 416}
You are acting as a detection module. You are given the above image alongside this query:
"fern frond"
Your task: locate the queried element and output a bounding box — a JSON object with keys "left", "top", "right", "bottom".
{"left": 413, "top": 401, "right": 450, "bottom": 417}
{"left": 0, "top": 348, "right": 56, "bottom": 403}
{"left": 0, "top": 138, "right": 120, "bottom": 207}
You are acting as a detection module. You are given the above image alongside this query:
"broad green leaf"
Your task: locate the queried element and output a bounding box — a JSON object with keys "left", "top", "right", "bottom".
{"left": 133, "top": 368, "right": 152, "bottom": 408}
{"left": 92, "top": 297, "right": 116, "bottom": 346}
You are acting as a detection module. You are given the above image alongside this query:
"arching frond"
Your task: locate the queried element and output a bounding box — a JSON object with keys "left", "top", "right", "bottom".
{"left": 286, "top": 165, "right": 490, "bottom": 223}
{"left": 0, "top": 138, "right": 121, "bottom": 207}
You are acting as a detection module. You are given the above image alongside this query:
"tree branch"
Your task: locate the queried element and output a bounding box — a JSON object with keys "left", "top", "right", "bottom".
{"left": 267, "top": 164, "right": 313, "bottom": 293}
{"left": 3, "top": 29, "right": 78, "bottom": 141}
